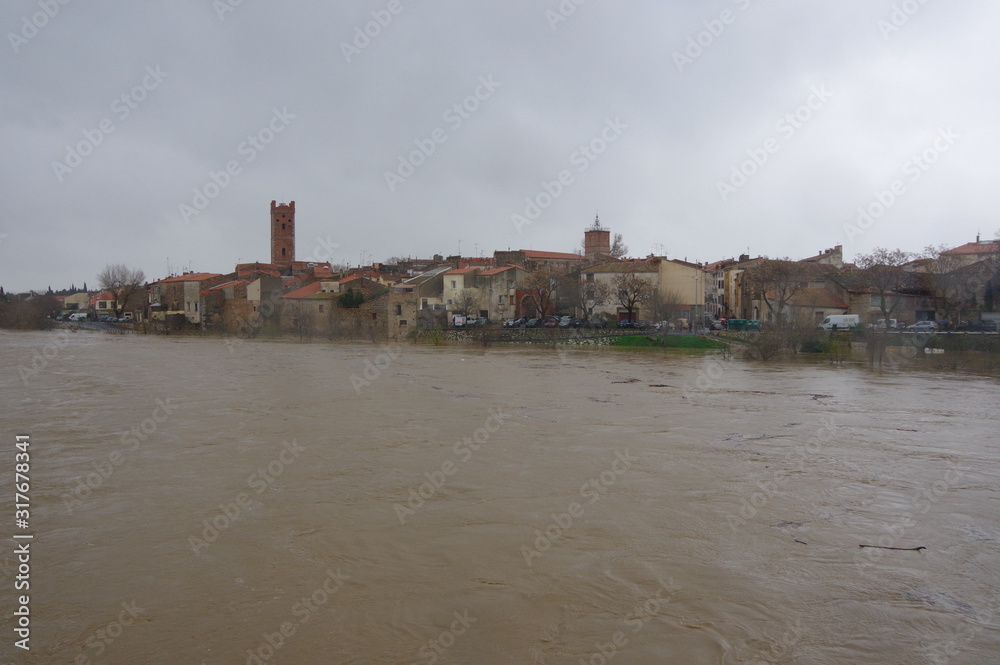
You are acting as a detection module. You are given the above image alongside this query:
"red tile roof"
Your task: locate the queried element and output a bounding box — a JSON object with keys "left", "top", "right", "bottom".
{"left": 942, "top": 241, "right": 1000, "bottom": 255}
{"left": 200, "top": 280, "right": 249, "bottom": 296}
{"left": 444, "top": 267, "right": 479, "bottom": 275}
{"left": 520, "top": 250, "right": 586, "bottom": 260}
{"left": 281, "top": 282, "right": 323, "bottom": 299}
{"left": 156, "top": 272, "right": 223, "bottom": 284}
{"left": 478, "top": 266, "right": 519, "bottom": 276}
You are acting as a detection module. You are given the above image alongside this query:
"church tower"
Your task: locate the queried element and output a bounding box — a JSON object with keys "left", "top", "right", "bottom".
{"left": 270, "top": 200, "right": 295, "bottom": 267}
{"left": 584, "top": 214, "right": 611, "bottom": 261}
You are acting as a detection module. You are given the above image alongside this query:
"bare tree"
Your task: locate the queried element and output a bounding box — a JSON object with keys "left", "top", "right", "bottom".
{"left": 741, "top": 258, "right": 806, "bottom": 327}
{"left": 610, "top": 233, "right": 628, "bottom": 260}
{"left": 613, "top": 269, "right": 653, "bottom": 321}
{"left": 559, "top": 274, "right": 610, "bottom": 321}
{"left": 521, "top": 267, "right": 563, "bottom": 318}
{"left": 648, "top": 288, "right": 685, "bottom": 330}
{"left": 855, "top": 248, "right": 912, "bottom": 322}
{"left": 452, "top": 289, "right": 480, "bottom": 317}
{"left": 97, "top": 264, "right": 146, "bottom": 318}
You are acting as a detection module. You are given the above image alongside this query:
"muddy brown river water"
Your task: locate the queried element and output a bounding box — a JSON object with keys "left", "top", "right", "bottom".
{"left": 1, "top": 330, "right": 999, "bottom": 664}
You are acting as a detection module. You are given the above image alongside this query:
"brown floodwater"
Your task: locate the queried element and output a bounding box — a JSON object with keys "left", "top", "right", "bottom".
{"left": 1, "top": 330, "right": 999, "bottom": 664}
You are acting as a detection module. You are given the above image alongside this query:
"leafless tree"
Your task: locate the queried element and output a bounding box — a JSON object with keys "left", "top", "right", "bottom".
{"left": 560, "top": 275, "right": 611, "bottom": 320}
{"left": 648, "top": 288, "right": 685, "bottom": 330}
{"left": 521, "top": 267, "right": 563, "bottom": 318}
{"left": 855, "top": 248, "right": 912, "bottom": 322}
{"left": 610, "top": 233, "right": 628, "bottom": 259}
{"left": 741, "top": 258, "right": 806, "bottom": 327}
{"left": 613, "top": 269, "right": 653, "bottom": 321}
{"left": 97, "top": 264, "right": 146, "bottom": 318}
{"left": 451, "top": 289, "right": 480, "bottom": 317}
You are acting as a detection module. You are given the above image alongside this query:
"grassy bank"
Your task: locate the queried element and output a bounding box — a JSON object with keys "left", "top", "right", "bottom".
{"left": 612, "top": 335, "right": 728, "bottom": 349}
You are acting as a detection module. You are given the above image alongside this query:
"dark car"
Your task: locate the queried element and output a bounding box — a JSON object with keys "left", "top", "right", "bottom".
{"left": 525, "top": 318, "right": 540, "bottom": 328}
{"left": 617, "top": 319, "right": 635, "bottom": 328}
{"left": 542, "top": 316, "right": 560, "bottom": 328}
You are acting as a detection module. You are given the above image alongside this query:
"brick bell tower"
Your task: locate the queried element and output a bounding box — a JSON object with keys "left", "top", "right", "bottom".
{"left": 270, "top": 200, "right": 295, "bottom": 267}
{"left": 584, "top": 214, "right": 611, "bottom": 261}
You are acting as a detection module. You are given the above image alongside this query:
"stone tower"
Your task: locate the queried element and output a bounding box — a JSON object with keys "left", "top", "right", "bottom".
{"left": 584, "top": 214, "right": 611, "bottom": 261}
{"left": 270, "top": 200, "right": 295, "bottom": 267}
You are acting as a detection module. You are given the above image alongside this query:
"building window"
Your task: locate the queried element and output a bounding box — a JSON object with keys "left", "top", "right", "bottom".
{"left": 451, "top": 280, "right": 456, "bottom": 289}
{"left": 395, "top": 304, "right": 402, "bottom": 315}
{"left": 447, "top": 299, "right": 453, "bottom": 305}
{"left": 282, "top": 223, "right": 286, "bottom": 230}
{"left": 586, "top": 273, "right": 595, "bottom": 283}
{"left": 498, "top": 295, "right": 504, "bottom": 305}
{"left": 281, "top": 248, "right": 286, "bottom": 257}
{"left": 421, "top": 299, "right": 428, "bottom": 308}
{"left": 871, "top": 295, "right": 883, "bottom": 307}
{"left": 319, "top": 304, "right": 324, "bottom": 313}
{"left": 399, "top": 319, "right": 407, "bottom": 326}
{"left": 371, "top": 313, "right": 377, "bottom": 320}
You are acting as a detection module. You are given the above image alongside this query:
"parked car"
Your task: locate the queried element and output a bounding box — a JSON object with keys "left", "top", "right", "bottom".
{"left": 503, "top": 317, "right": 525, "bottom": 328}
{"left": 542, "top": 316, "right": 560, "bottom": 328}
{"left": 525, "top": 318, "right": 540, "bottom": 328}
{"left": 983, "top": 320, "right": 999, "bottom": 331}
{"left": 907, "top": 321, "right": 938, "bottom": 332}
{"left": 867, "top": 318, "right": 900, "bottom": 329}
{"left": 617, "top": 319, "right": 634, "bottom": 328}
{"left": 586, "top": 318, "right": 608, "bottom": 328}
{"left": 558, "top": 316, "right": 572, "bottom": 328}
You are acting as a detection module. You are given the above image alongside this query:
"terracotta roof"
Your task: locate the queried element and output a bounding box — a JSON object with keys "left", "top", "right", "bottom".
{"left": 156, "top": 272, "right": 223, "bottom": 284}
{"left": 942, "top": 241, "right": 1000, "bottom": 255}
{"left": 662, "top": 258, "right": 705, "bottom": 270}
{"left": 800, "top": 246, "right": 843, "bottom": 262}
{"left": 703, "top": 259, "right": 736, "bottom": 271}
{"left": 200, "top": 280, "right": 249, "bottom": 296}
{"left": 478, "top": 266, "right": 521, "bottom": 276}
{"left": 520, "top": 250, "right": 586, "bottom": 260}
{"left": 281, "top": 282, "right": 323, "bottom": 299}
{"left": 444, "top": 267, "right": 479, "bottom": 275}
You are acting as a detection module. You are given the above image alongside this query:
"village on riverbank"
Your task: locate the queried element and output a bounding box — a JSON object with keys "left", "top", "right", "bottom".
{"left": 2, "top": 201, "right": 999, "bottom": 354}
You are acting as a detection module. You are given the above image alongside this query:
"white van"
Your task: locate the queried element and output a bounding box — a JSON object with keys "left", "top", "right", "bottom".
{"left": 818, "top": 314, "right": 860, "bottom": 330}
{"left": 68, "top": 312, "right": 89, "bottom": 321}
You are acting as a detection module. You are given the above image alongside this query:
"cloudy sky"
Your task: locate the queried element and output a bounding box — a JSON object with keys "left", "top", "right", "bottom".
{"left": 2, "top": 0, "right": 997, "bottom": 292}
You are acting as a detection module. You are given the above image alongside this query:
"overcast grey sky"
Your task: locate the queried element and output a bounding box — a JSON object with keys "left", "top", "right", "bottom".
{"left": 2, "top": 0, "right": 997, "bottom": 292}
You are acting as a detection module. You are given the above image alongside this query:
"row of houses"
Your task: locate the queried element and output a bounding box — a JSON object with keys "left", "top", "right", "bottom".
{"left": 46, "top": 200, "right": 999, "bottom": 337}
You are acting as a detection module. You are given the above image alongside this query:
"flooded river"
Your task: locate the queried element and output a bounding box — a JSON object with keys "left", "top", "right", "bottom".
{"left": 2, "top": 330, "right": 999, "bottom": 664}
